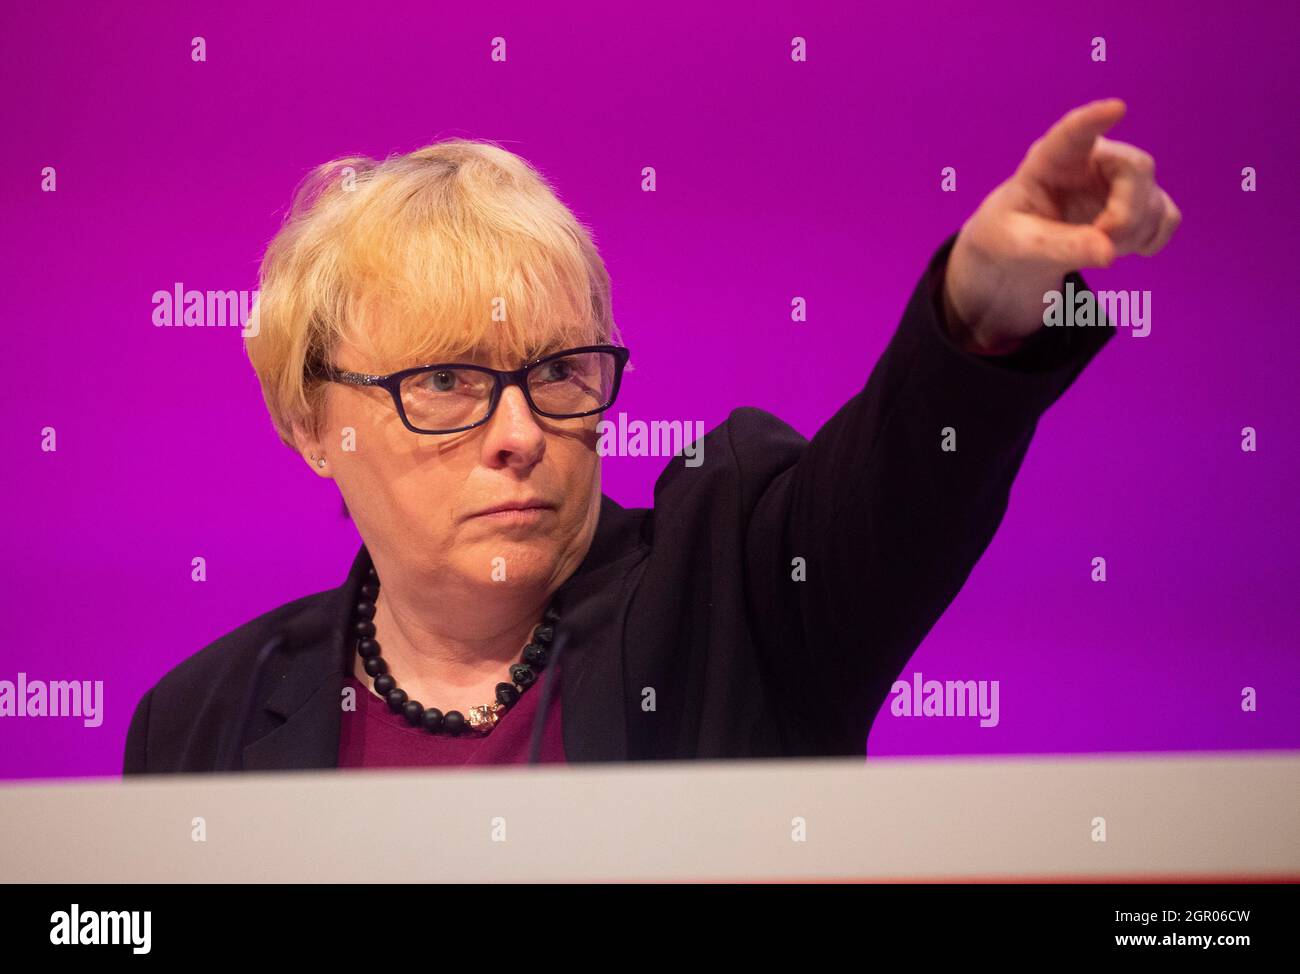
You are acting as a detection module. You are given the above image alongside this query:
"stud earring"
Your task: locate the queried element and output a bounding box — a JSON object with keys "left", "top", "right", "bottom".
{"left": 313, "top": 455, "right": 326, "bottom": 468}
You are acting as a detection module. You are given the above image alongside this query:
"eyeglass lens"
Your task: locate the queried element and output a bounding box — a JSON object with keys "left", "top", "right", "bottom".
{"left": 398, "top": 350, "right": 618, "bottom": 432}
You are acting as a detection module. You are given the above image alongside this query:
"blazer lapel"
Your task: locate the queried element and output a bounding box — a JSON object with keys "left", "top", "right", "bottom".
{"left": 241, "top": 545, "right": 370, "bottom": 771}
{"left": 553, "top": 494, "right": 646, "bottom": 763}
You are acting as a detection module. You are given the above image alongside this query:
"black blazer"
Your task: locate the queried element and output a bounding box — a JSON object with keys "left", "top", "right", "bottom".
{"left": 123, "top": 235, "right": 1113, "bottom": 774}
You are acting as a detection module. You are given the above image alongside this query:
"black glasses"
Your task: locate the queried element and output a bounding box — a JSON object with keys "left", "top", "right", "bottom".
{"left": 320, "top": 344, "right": 630, "bottom": 435}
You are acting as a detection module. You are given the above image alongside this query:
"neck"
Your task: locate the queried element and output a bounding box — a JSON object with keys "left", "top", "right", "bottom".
{"left": 361, "top": 569, "right": 549, "bottom": 706}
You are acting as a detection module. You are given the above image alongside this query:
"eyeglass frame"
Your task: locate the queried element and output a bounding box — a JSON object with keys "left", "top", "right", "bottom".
{"left": 317, "top": 343, "right": 631, "bottom": 435}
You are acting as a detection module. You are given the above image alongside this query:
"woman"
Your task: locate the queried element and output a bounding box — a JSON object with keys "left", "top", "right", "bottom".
{"left": 123, "top": 98, "right": 1179, "bottom": 772}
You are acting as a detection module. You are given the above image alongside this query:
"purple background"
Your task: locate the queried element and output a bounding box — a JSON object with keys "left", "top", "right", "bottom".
{"left": 2, "top": 1, "right": 1296, "bottom": 779}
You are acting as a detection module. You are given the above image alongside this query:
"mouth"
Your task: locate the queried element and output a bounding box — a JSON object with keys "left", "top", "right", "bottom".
{"left": 465, "top": 499, "right": 556, "bottom": 522}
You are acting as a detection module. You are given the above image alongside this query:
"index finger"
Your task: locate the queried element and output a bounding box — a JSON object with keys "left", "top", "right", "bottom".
{"left": 1022, "top": 98, "right": 1127, "bottom": 174}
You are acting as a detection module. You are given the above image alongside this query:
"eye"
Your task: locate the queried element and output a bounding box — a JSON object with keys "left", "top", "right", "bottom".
{"left": 425, "top": 370, "right": 458, "bottom": 392}
{"left": 536, "top": 360, "right": 573, "bottom": 383}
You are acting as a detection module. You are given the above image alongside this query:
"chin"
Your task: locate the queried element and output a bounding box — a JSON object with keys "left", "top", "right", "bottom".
{"left": 457, "top": 539, "right": 565, "bottom": 590}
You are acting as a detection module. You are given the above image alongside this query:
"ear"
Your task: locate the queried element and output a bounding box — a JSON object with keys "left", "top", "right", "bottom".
{"left": 291, "top": 421, "right": 334, "bottom": 480}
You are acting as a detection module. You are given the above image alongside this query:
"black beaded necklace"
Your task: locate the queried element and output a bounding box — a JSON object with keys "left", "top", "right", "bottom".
{"left": 351, "top": 565, "right": 559, "bottom": 736}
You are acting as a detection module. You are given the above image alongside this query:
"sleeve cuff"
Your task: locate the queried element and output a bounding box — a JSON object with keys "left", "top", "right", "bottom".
{"left": 901, "top": 231, "right": 1117, "bottom": 420}
{"left": 920, "top": 227, "right": 1112, "bottom": 379}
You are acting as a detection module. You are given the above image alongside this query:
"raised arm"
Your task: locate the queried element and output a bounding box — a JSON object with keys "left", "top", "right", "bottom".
{"left": 742, "top": 99, "right": 1180, "bottom": 756}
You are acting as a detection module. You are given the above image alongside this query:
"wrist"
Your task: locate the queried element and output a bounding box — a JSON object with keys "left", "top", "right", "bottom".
{"left": 941, "top": 259, "right": 1028, "bottom": 356}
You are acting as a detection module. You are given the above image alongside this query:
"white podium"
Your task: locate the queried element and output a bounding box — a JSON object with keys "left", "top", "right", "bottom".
{"left": 2, "top": 750, "right": 1297, "bottom": 882}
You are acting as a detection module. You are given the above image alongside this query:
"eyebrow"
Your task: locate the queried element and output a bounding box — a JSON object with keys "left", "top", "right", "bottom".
{"left": 399, "top": 332, "right": 584, "bottom": 372}
{"left": 525, "top": 339, "right": 573, "bottom": 361}
{"left": 429, "top": 341, "right": 562, "bottom": 370}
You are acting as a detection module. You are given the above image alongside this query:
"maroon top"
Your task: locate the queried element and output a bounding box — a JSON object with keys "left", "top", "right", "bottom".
{"left": 337, "top": 672, "right": 566, "bottom": 768}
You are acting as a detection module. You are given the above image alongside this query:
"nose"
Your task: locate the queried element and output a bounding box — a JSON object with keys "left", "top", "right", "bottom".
{"left": 480, "top": 384, "right": 545, "bottom": 470}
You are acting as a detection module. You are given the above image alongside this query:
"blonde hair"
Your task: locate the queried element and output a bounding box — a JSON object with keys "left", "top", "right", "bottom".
{"left": 246, "top": 138, "right": 622, "bottom": 450}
